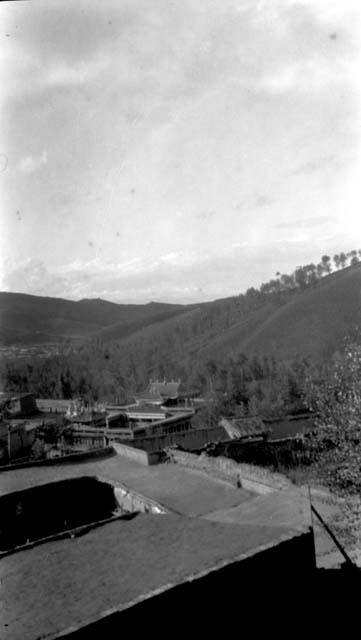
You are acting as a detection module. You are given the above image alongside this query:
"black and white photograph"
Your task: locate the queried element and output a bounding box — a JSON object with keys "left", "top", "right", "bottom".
{"left": 1, "top": 0, "right": 361, "bottom": 635}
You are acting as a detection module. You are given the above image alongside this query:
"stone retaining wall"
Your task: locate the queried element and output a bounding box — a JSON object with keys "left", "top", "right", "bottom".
{"left": 111, "top": 442, "right": 162, "bottom": 466}
{"left": 167, "top": 449, "right": 292, "bottom": 494}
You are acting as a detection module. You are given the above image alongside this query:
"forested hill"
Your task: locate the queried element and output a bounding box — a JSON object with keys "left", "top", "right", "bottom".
{"left": 1, "top": 262, "right": 361, "bottom": 366}
{"left": 195, "top": 262, "right": 361, "bottom": 362}
{"left": 0, "top": 292, "right": 192, "bottom": 345}
{"left": 94, "top": 262, "right": 361, "bottom": 372}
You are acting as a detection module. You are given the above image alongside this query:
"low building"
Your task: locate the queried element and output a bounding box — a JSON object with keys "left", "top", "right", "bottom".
{"left": 220, "top": 415, "right": 268, "bottom": 440}
{"left": 36, "top": 398, "right": 72, "bottom": 414}
{"left": 71, "top": 410, "right": 194, "bottom": 450}
{"left": 220, "top": 412, "right": 316, "bottom": 441}
{"left": 0, "top": 420, "right": 38, "bottom": 461}
{"left": 69, "top": 411, "right": 107, "bottom": 429}
{"left": 263, "top": 412, "right": 316, "bottom": 439}
{"left": 0, "top": 392, "right": 38, "bottom": 417}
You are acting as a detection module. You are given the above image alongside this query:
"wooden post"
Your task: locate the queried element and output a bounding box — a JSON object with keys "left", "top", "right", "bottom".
{"left": 7, "top": 424, "right": 11, "bottom": 459}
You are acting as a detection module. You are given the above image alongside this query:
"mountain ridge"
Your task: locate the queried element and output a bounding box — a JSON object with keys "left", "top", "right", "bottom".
{"left": 0, "top": 291, "right": 193, "bottom": 345}
{"left": 1, "top": 264, "right": 361, "bottom": 366}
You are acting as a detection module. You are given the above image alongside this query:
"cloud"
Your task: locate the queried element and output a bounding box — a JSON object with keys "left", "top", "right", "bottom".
{"left": 257, "top": 55, "right": 357, "bottom": 95}
{"left": 45, "top": 56, "right": 110, "bottom": 87}
{"left": 5, "top": 0, "right": 357, "bottom": 105}
{"left": 195, "top": 210, "right": 216, "bottom": 221}
{"left": 1, "top": 0, "right": 359, "bottom": 304}
{"left": 275, "top": 216, "right": 336, "bottom": 230}
{"left": 18, "top": 151, "right": 47, "bottom": 174}
{"left": 1, "top": 238, "right": 344, "bottom": 304}
{"left": 292, "top": 154, "right": 339, "bottom": 175}
{"left": 235, "top": 194, "right": 275, "bottom": 212}
{"left": 254, "top": 195, "right": 274, "bottom": 208}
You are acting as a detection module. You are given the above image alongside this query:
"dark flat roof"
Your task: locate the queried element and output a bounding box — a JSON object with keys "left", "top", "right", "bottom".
{"left": 0, "top": 453, "right": 254, "bottom": 516}
{"left": 204, "top": 486, "right": 311, "bottom": 531}
{"left": 0, "top": 514, "right": 297, "bottom": 640}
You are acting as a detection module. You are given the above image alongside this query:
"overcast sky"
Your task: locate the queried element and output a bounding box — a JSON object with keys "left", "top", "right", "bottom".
{"left": 1, "top": 0, "right": 360, "bottom": 303}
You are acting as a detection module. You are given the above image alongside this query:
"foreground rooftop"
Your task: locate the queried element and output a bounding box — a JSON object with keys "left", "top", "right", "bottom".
{"left": 0, "top": 450, "right": 315, "bottom": 638}
{"left": 1, "top": 513, "right": 305, "bottom": 640}
{"left": 0, "top": 452, "right": 254, "bottom": 516}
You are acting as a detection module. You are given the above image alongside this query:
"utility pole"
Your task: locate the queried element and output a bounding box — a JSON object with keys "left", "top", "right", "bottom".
{"left": 7, "top": 424, "right": 11, "bottom": 460}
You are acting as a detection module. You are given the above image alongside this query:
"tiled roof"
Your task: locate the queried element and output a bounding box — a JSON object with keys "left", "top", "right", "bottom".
{"left": 150, "top": 381, "right": 180, "bottom": 397}
{"left": 135, "top": 381, "right": 181, "bottom": 401}
{"left": 220, "top": 416, "right": 267, "bottom": 439}
{"left": 126, "top": 404, "right": 167, "bottom": 416}
{"left": 264, "top": 415, "right": 315, "bottom": 440}
{"left": 134, "top": 391, "right": 163, "bottom": 403}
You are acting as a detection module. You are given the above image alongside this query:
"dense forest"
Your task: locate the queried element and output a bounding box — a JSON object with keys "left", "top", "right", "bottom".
{"left": 1, "top": 346, "right": 313, "bottom": 418}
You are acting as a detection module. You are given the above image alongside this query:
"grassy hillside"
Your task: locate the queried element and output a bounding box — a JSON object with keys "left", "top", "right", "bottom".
{"left": 197, "top": 264, "right": 361, "bottom": 362}
{"left": 97, "top": 264, "right": 361, "bottom": 369}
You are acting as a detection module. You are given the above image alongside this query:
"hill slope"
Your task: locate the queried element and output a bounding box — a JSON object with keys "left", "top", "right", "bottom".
{"left": 98, "top": 264, "right": 361, "bottom": 369}
{"left": 197, "top": 264, "right": 361, "bottom": 362}
{"left": 1, "top": 265, "right": 360, "bottom": 367}
{"left": 0, "top": 292, "right": 191, "bottom": 345}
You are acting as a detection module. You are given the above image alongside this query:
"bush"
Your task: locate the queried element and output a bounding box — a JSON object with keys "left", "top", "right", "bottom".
{"left": 303, "top": 336, "right": 361, "bottom": 494}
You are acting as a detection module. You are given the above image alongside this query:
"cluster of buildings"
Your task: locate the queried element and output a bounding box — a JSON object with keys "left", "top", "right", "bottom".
{"left": 0, "top": 383, "right": 356, "bottom": 637}
{"left": 38, "top": 380, "right": 198, "bottom": 452}
{"left": 0, "top": 381, "right": 203, "bottom": 463}
{"left": 0, "top": 381, "right": 316, "bottom": 465}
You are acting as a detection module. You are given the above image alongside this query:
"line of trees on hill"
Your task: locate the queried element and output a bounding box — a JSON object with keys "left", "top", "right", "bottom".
{"left": 245, "top": 249, "right": 361, "bottom": 297}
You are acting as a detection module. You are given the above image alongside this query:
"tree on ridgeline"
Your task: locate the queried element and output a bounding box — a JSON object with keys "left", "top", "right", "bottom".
{"left": 294, "top": 266, "right": 308, "bottom": 289}
{"left": 321, "top": 255, "right": 332, "bottom": 274}
{"left": 316, "top": 262, "right": 324, "bottom": 279}
{"left": 251, "top": 249, "right": 359, "bottom": 301}
{"left": 245, "top": 286, "right": 260, "bottom": 298}
{"left": 339, "top": 252, "right": 347, "bottom": 269}
{"left": 348, "top": 250, "right": 360, "bottom": 267}
{"left": 279, "top": 273, "right": 295, "bottom": 289}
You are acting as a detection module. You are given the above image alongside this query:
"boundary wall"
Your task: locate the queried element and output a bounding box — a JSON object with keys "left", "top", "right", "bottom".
{"left": 167, "top": 449, "right": 292, "bottom": 494}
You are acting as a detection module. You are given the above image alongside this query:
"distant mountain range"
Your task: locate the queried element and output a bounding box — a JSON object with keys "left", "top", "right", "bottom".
{"left": 1, "top": 263, "right": 361, "bottom": 364}
{"left": 0, "top": 292, "right": 190, "bottom": 345}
